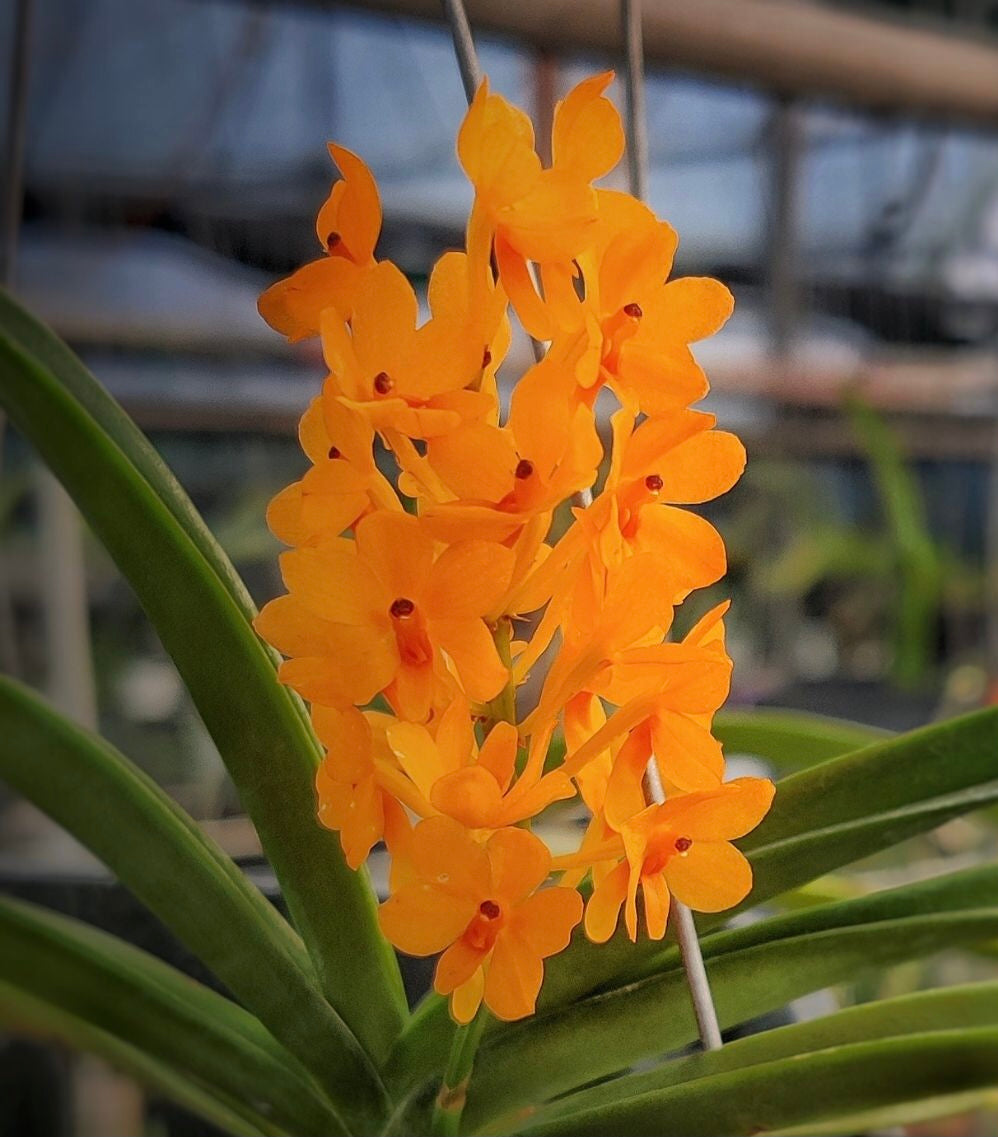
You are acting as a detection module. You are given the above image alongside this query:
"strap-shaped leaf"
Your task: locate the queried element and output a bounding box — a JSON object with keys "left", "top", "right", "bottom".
{"left": 714, "top": 707, "right": 888, "bottom": 770}
{"left": 0, "top": 290, "right": 407, "bottom": 1062}
{"left": 0, "top": 895, "right": 345, "bottom": 1136}
{"left": 0, "top": 981, "right": 277, "bottom": 1137}
{"left": 455, "top": 865, "right": 998, "bottom": 1125}
{"left": 0, "top": 678, "right": 386, "bottom": 1129}
{"left": 507, "top": 984, "right": 998, "bottom": 1136}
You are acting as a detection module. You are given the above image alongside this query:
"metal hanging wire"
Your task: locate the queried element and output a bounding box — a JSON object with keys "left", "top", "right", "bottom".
{"left": 621, "top": 0, "right": 724, "bottom": 1053}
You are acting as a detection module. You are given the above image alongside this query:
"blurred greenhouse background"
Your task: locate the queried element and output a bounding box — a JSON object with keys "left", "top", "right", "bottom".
{"left": 3, "top": 0, "right": 998, "bottom": 1133}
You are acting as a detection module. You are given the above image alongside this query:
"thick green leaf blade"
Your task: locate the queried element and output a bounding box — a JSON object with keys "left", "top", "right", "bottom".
{"left": 508, "top": 987, "right": 998, "bottom": 1136}
{"left": 0, "top": 293, "right": 407, "bottom": 1061}
{"left": 0, "top": 895, "right": 345, "bottom": 1136}
{"left": 0, "top": 677, "right": 386, "bottom": 1128}
{"left": 0, "top": 981, "right": 276, "bottom": 1137}
{"left": 0, "top": 287, "right": 256, "bottom": 621}
{"left": 458, "top": 865, "right": 998, "bottom": 1126}
{"left": 714, "top": 707, "right": 888, "bottom": 769}
{"left": 538, "top": 706, "right": 998, "bottom": 1010}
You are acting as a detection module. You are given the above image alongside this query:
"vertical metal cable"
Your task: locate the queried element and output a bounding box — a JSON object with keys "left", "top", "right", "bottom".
{"left": 441, "top": 0, "right": 483, "bottom": 104}
{"left": 623, "top": 0, "right": 723, "bottom": 1052}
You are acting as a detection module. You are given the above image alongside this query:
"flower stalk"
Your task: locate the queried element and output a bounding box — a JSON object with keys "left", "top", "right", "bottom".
{"left": 430, "top": 1009, "right": 490, "bottom": 1136}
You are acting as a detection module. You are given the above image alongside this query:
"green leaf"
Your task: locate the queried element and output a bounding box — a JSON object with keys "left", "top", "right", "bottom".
{"left": 0, "top": 895, "right": 345, "bottom": 1137}
{"left": 506, "top": 985, "right": 998, "bottom": 1136}
{"left": 458, "top": 864, "right": 998, "bottom": 1127}
{"left": 539, "top": 706, "right": 998, "bottom": 1010}
{"left": 0, "top": 981, "right": 277, "bottom": 1137}
{"left": 0, "top": 677, "right": 386, "bottom": 1129}
{"left": 714, "top": 707, "right": 888, "bottom": 770}
{"left": 0, "top": 290, "right": 407, "bottom": 1061}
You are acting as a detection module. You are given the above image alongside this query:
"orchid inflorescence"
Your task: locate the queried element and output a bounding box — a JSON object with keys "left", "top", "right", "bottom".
{"left": 255, "top": 72, "right": 775, "bottom": 1025}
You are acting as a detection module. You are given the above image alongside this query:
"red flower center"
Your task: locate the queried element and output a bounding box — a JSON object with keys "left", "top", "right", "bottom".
{"left": 623, "top": 301, "right": 643, "bottom": 319}
{"left": 390, "top": 597, "right": 415, "bottom": 619}
{"left": 515, "top": 459, "right": 534, "bottom": 480}
{"left": 373, "top": 371, "right": 394, "bottom": 395}
{"left": 645, "top": 473, "right": 663, "bottom": 493}
{"left": 328, "top": 445, "right": 342, "bottom": 459}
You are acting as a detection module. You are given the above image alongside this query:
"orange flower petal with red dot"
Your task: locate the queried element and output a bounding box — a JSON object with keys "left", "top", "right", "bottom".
{"left": 665, "top": 840, "right": 753, "bottom": 912}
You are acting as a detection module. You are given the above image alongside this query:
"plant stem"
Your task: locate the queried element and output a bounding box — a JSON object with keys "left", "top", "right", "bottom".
{"left": 430, "top": 1010, "right": 489, "bottom": 1136}
{"left": 441, "top": 0, "right": 482, "bottom": 104}
{"left": 484, "top": 617, "right": 517, "bottom": 728}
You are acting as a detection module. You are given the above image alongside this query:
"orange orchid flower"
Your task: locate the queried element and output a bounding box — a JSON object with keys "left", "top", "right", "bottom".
{"left": 423, "top": 353, "right": 603, "bottom": 544}
{"left": 320, "top": 261, "right": 490, "bottom": 442}
{"left": 312, "top": 705, "right": 414, "bottom": 868}
{"left": 266, "top": 397, "right": 401, "bottom": 546}
{"left": 258, "top": 144, "right": 381, "bottom": 341}
{"left": 385, "top": 717, "right": 573, "bottom": 831}
{"left": 379, "top": 816, "right": 582, "bottom": 1022}
{"left": 254, "top": 510, "right": 515, "bottom": 720}
{"left": 584, "top": 776, "right": 775, "bottom": 943}
{"left": 459, "top": 75, "right": 615, "bottom": 337}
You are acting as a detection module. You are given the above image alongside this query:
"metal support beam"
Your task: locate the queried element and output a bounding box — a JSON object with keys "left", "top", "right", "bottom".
{"left": 337, "top": 0, "right": 998, "bottom": 125}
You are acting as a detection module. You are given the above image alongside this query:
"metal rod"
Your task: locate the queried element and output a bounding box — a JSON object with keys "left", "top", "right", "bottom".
{"left": 622, "top": 0, "right": 723, "bottom": 1053}
{"left": 621, "top": 0, "right": 649, "bottom": 204}
{"left": 441, "top": 0, "right": 483, "bottom": 103}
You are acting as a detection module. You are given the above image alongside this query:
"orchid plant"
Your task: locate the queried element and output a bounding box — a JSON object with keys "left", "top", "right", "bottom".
{"left": 0, "top": 66, "right": 997, "bottom": 1137}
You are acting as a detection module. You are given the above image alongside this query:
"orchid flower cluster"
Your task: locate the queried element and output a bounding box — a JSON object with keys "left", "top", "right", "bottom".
{"left": 255, "top": 72, "right": 775, "bottom": 1025}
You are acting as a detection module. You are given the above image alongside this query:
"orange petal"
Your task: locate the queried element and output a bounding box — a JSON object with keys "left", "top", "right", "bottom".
{"left": 650, "top": 712, "right": 726, "bottom": 793}
{"left": 657, "top": 430, "right": 746, "bottom": 504}
{"left": 436, "top": 938, "right": 489, "bottom": 995}
{"left": 300, "top": 396, "right": 333, "bottom": 463}
{"left": 431, "top": 766, "right": 503, "bottom": 829}
{"left": 551, "top": 71, "right": 624, "bottom": 183}
{"left": 254, "top": 594, "right": 334, "bottom": 658}
{"left": 427, "top": 423, "right": 517, "bottom": 502}
{"left": 634, "top": 505, "right": 727, "bottom": 597}
{"left": 281, "top": 625, "right": 397, "bottom": 706}
{"left": 584, "top": 860, "right": 628, "bottom": 943}
{"left": 389, "top": 660, "right": 436, "bottom": 724}
{"left": 641, "top": 870, "right": 671, "bottom": 940}
{"left": 661, "top": 778, "right": 776, "bottom": 842}
{"left": 484, "top": 931, "right": 544, "bottom": 1021}
{"left": 350, "top": 261, "right": 418, "bottom": 377}
{"left": 615, "top": 341, "right": 709, "bottom": 414}
{"left": 386, "top": 721, "right": 453, "bottom": 800}
{"left": 312, "top": 704, "right": 373, "bottom": 775}
{"left": 494, "top": 234, "right": 555, "bottom": 341}
{"left": 487, "top": 826, "right": 551, "bottom": 904}
{"left": 424, "top": 540, "right": 515, "bottom": 621}
{"left": 379, "top": 883, "right": 477, "bottom": 956}
{"left": 354, "top": 511, "right": 434, "bottom": 600}
{"left": 321, "top": 143, "right": 382, "bottom": 264}
{"left": 478, "top": 721, "right": 519, "bottom": 790}
{"left": 280, "top": 543, "right": 384, "bottom": 624}
{"left": 651, "top": 276, "right": 734, "bottom": 343}
{"left": 511, "top": 887, "right": 583, "bottom": 957}
{"left": 449, "top": 967, "right": 485, "bottom": 1025}
{"left": 665, "top": 840, "right": 753, "bottom": 912}
{"left": 409, "top": 815, "right": 492, "bottom": 898}
{"left": 432, "top": 616, "right": 508, "bottom": 703}
{"left": 258, "top": 257, "right": 361, "bottom": 341}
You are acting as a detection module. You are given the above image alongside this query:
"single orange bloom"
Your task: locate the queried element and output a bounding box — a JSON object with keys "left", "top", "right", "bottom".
{"left": 460, "top": 76, "right": 609, "bottom": 337}
{"left": 585, "top": 776, "right": 775, "bottom": 943}
{"left": 320, "top": 261, "right": 490, "bottom": 440}
{"left": 379, "top": 816, "right": 582, "bottom": 1022}
{"left": 259, "top": 144, "right": 381, "bottom": 341}
{"left": 385, "top": 717, "right": 573, "bottom": 830}
{"left": 423, "top": 353, "right": 603, "bottom": 543}
{"left": 312, "top": 705, "right": 414, "bottom": 869}
{"left": 254, "top": 511, "right": 514, "bottom": 720}
{"left": 266, "top": 397, "right": 401, "bottom": 546}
